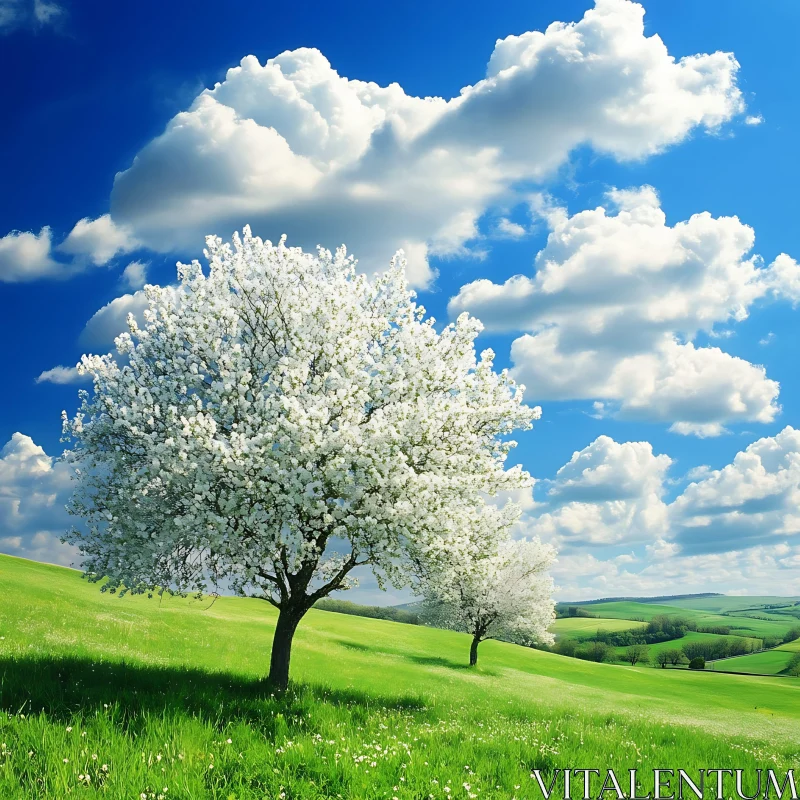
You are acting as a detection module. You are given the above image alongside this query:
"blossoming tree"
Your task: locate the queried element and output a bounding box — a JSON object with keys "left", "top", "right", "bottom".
{"left": 421, "top": 537, "right": 556, "bottom": 666}
{"left": 62, "top": 227, "right": 540, "bottom": 689}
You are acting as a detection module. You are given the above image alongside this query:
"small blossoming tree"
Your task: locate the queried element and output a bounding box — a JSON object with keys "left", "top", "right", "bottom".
{"left": 62, "top": 228, "right": 539, "bottom": 689}
{"left": 421, "top": 537, "right": 556, "bottom": 666}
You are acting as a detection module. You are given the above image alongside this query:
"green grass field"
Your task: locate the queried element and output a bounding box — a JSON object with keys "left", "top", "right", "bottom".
{"left": 665, "top": 596, "right": 800, "bottom": 614}
{"left": 549, "top": 617, "right": 646, "bottom": 640}
{"left": 610, "top": 631, "right": 761, "bottom": 663}
{"left": 726, "top": 609, "right": 800, "bottom": 622}
{"left": 1, "top": 554, "right": 800, "bottom": 799}
{"left": 568, "top": 600, "right": 794, "bottom": 639}
{"left": 709, "top": 650, "right": 797, "bottom": 675}
{"left": 568, "top": 600, "right": 734, "bottom": 624}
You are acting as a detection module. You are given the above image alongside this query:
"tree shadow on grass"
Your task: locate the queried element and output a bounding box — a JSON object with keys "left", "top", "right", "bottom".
{"left": 335, "top": 639, "right": 497, "bottom": 675}
{"left": 336, "top": 640, "right": 372, "bottom": 652}
{"left": 406, "top": 654, "right": 493, "bottom": 673}
{"left": 0, "top": 654, "right": 427, "bottom": 734}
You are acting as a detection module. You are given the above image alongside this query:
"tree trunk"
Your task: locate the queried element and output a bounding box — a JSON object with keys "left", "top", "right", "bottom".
{"left": 269, "top": 607, "right": 302, "bottom": 690}
{"left": 469, "top": 634, "right": 481, "bottom": 667}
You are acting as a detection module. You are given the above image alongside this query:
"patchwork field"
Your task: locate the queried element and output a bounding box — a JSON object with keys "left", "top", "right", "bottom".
{"left": 610, "top": 631, "right": 762, "bottom": 663}
{"left": 665, "top": 596, "right": 800, "bottom": 614}
{"left": 565, "top": 600, "right": 796, "bottom": 640}
{"left": 1, "top": 555, "right": 800, "bottom": 798}
{"left": 549, "top": 616, "right": 646, "bottom": 640}
{"left": 710, "top": 649, "right": 797, "bottom": 675}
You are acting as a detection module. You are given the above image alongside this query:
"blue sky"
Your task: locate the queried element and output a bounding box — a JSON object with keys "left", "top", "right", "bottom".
{"left": 2, "top": 0, "right": 800, "bottom": 601}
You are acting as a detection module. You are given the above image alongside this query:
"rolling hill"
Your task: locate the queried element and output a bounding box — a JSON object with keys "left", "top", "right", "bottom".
{"left": 710, "top": 649, "right": 797, "bottom": 675}
{"left": 563, "top": 599, "right": 798, "bottom": 640}
{"left": 548, "top": 616, "right": 647, "bottom": 640}
{"left": 1, "top": 554, "right": 799, "bottom": 798}
{"left": 664, "top": 596, "right": 800, "bottom": 614}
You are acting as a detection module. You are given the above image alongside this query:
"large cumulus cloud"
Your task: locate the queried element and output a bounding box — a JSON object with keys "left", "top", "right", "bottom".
{"left": 0, "top": 215, "right": 138, "bottom": 282}
{"left": 451, "top": 186, "right": 799, "bottom": 433}
{"left": 106, "top": 0, "right": 745, "bottom": 289}
{"left": 671, "top": 426, "right": 800, "bottom": 555}
{"left": 527, "top": 435, "right": 672, "bottom": 548}
{"left": 553, "top": 543, "right": 800, "bottom": 600}
{"left": 0, "top": 433, "right": 76, "bottom": 566}
{"left": 523, "top": 429, "right": 800, "bottom": 598}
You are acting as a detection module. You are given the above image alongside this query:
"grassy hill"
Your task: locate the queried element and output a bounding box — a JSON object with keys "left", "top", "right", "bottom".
{"left": 548, "top": 616, "right": 646, "bottom": 640}
{"left": 1, "top": 554, "right": 800, "bottom": 799}
{"left": 611, "top": 631, "right": 762, "bottom": 663}
{"left": 710, "top": 649, "right": 797, "bottom": 675}
{"left": 566, "top": 600, "right": 797, "bottom": 639}
{"left": 665, "top": 596, "right": 800, "bottom": 614}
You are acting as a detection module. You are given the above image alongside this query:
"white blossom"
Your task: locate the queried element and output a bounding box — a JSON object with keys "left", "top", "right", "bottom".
{"left": 421, "top": 537, "right": 556, "bottom": 666}
{"left": 61, "top": 227, "right": 539, "bottom": 685}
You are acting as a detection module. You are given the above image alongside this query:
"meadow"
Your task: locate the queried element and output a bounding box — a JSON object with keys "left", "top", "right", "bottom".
{"left": 710, "top": 649, "right": 796, "bottom": 675}
{"left": 664, "top": 596, "right": 800, "bottom": 614}
{"left": 563, "top": 600, "right": 797, "bottom": 640}
{"left": 1, "top": 555, "right": 800, "bottom": 799}
{"left": 610, "top": 631, "right": 761, "bottom": 664}
{"left": 555, "top": 598, "right": 800, "bottom": 672}
{"left": 547, "top": 617, "right": 645, "bottom": 641}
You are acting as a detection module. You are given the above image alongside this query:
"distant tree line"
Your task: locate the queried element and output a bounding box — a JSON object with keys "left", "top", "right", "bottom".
{"left": 591, "top": 615, "right": 695, "bottom": 647}
{"left": 549, "top": 615, "right": 694, "bottom": 663}
{"left": 314, "top": 599, "right": 421, "bottom": 625}
{"left": 555, "top": 606, "right": 598, "bottom": 619}
{"left": 556, "top": 593, "right": 720, "bottom": 607}
{"left": 547, "top": 612, "right": 800, "bottom": 669}
{"left": 682, "top": 626, "right": 800, "bottom": 662}
{"left": 621, "top": 644, "right": 649, "bottom": 666}
{"left": 552, "top": 639, "right": 612, "bottom": 662}
{"left": 785, "top": 653, "right": 800, "bottom": 676}
{"left": 655, "top": 649, "right": 686, "bottom": 668}
{"left": 681, "top": 637, "right": 758, "bottom": 661}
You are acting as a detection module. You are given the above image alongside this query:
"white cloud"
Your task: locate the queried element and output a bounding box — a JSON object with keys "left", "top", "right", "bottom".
{"left": 528, "top": 429, "right": 800, "bottom": 598}
{"left": 4, "top": 423, "right": 791, "bottom": 596}
{"left": 684, "top": 465, "right": 712, "bottom": 482}
{"left": 669, "top": 421, "right": 727, "bottom": 438}
{"left": 79, "top": 285, "right": 183, "bottom": 350}
{"left": 121, "top": 260, "right": 149, "bottom": 290}
{"left": 495, "top": 218, "right": 527, "bottom": 239}
{"left": 526, "top": 436, "right": 672, "bottom": 547}
{"left": 0, "top": 0, "right": 21, "bottom": 31}
{"left": 58, "top": 214, "right": 138, "bottom": 266}
{"left": 512, "top": 335, "right": 778, "bottom": 433}
{"left": 0, "top": 433, "right": 76, "bottom": 566}
{"left": 0, "top": 215, "right": 138, "bottom": 283}
{"left": 0, "top": 0, "right": 63, "bottom": 33}
{"left": 79, "top": 290, "right": 151, "bottom": 349}
{"left": 645, "top": 537, "right": 680, "bottom": 561}
{"left": 744, "top": 114, "right": 764, "bottom": 126}
{"left": 33, "top": 0, "right": 63, "bottom": 24}
{"left": 451, "top": 186, "right": 791, "bottom": 433}
{"left": 95, "top": 0, "right": 744, "bottom": 289}
{"left": 708, "top": 328, "right": 734, "bottom": 339}
{"left": 0, "top": 227, "right": 60, "bottom": 281}
{"left": 670, "top": 426, "right": 800, "bottom": 555}
{"left": 763, "top": 253, "right": 800, "bottom": 303}
{"left": 35, "top": 365, "right": 88, "bottom": 385}
{"left": 553, "top": 543, "right": 800, "bottom": 600}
